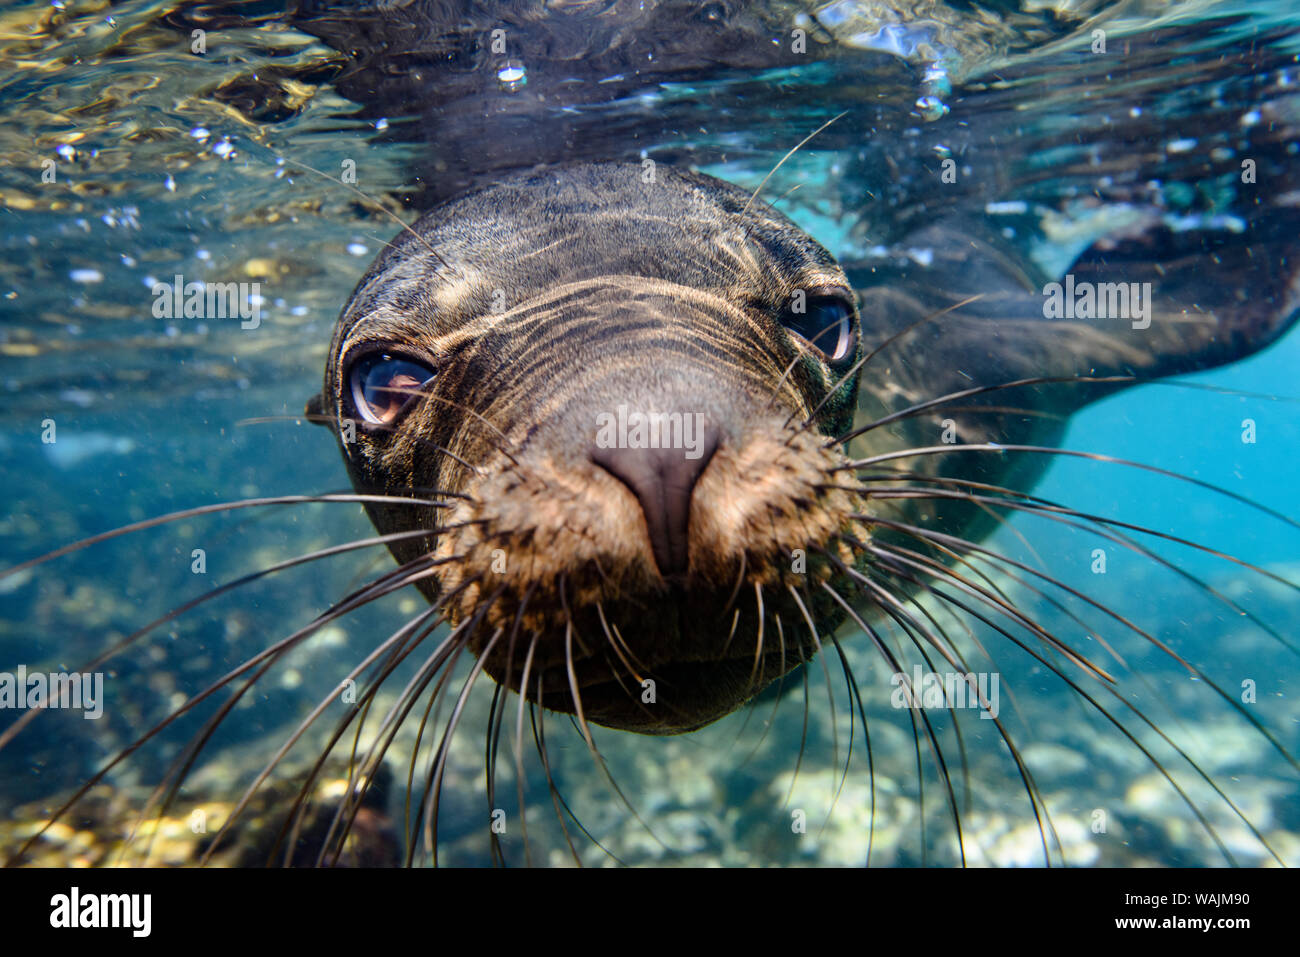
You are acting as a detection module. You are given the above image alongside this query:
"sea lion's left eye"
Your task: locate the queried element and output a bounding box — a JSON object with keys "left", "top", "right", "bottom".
{"left": 782, "top": 294, "right": 857, "bottom": 366}
{"left": 349, "top": 353, "right": 436, "bottom": 426}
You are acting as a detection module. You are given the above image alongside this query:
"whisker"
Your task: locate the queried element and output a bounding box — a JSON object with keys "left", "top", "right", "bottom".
{"left": 827, "top": 632, "right": 875, "bottom": 866}
{"left": 562, "top": 613, "right": 670, "bottom": 857}
{"left": 859, "top": 512, "right": 1300, "bottom": 776}
{"left": 861, "top": 536, "right": 1115, "bottom": 682}
{"left": 0, "top": 492, "right": 459, "bottom": 582}
{"left": 401, "top": 639, "right": 472, "bottom": 867}
{"left": 740, "top": 110, "right": 848, "bottom": 218}
{"left": 839, "top": 442, "right": 1300, "bottom": 536}
{"left": 849, "top": 570, "right": 983, "bottom": 863}
{"left": 731, "top": 619, "right": 794, "bottom": 771}
{"left": 329, "top": 581, "right": 493, "bottom": 865}
{"left": 851, "top": 534, "right": 1287, "bottom": 865}
{"left": 486, "top": 682, "right": 508, "bottom": 867}
{"left": 424, "top": 624, "right": 503, "bottom": 867}
{"left": 748, "top": 582, "right": 767, "bottom": 691}
{"left": 529, "top": 685, "right": 627, "bottom": 867}
{"left": 0, "top": 528, "right": 467, "bottom": 756}
{"left": 834, "top": 375, "right": 1134, "bottom": 448}
{"left": 596, "top": 601, "right": 650, "bottom": 683}
{"left": 785, "top": 585, "right": 844, "bottom": 818}
{"left": 856, "top": 561, "right": 1059, "bottom": 864}
{"left": 857, "top": 488, "right": 1300, "bottom": 655}
{"left": 514, "top": 630, "right": 542, "bottom": 869}
{"left": 488, "top": 583, "right": 537, "bottom": 867}
{"left": 817, "top": 581, "right": 966, "bottom": 866}
{"left": 4, "top": 548, "right": 452, "bottom": 866}
{"left": 264, "top": 148, "right": 453, "bottom": 272}
{"left": 194, "top": 603, "right": 447, "bottom": 865}
{"left": 236, "top": 570, "right": 486, "bottom": 865}
{"left": 273, "top": 574, "right": 487, "bottom": 866}
{"left": 824, "top": 547, "right": 1063, "bottom": 864}
{"left": 780, "top": 640, "right": 811, "bottom": 811}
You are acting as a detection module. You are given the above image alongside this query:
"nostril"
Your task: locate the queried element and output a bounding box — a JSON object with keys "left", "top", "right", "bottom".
{"left": 590, "top": 421, "right": 720, "bottom": 580}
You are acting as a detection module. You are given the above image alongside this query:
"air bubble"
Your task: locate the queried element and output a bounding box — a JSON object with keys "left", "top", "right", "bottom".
{"left": 915, "top": 96, "right": 949, "bottom": 122}
{"left": 497, "top": 61, "right": 527, "bottom": 91}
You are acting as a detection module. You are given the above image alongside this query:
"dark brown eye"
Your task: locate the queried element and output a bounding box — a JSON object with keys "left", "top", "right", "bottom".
{"left": 783, "top": 294, "right": 857, "bottom": 367}
{"left": 349, "top": 353, "right": 435, "bottom": 425}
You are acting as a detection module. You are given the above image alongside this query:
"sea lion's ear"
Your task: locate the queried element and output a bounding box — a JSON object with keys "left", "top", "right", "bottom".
{"left": 304, "top": 393, "right": 330, "bottom": 427}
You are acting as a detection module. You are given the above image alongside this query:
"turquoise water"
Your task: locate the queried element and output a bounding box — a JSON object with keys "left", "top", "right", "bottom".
{"left": 0, "top": 0, "right": 1297, "bottom": 866}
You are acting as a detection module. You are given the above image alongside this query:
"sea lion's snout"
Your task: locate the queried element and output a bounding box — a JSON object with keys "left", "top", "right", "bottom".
{"left": 324, "top": 162, "right": 866, "bottom": 732}
{"left": 590, "top": 416, "right": 720, "bottom": 581}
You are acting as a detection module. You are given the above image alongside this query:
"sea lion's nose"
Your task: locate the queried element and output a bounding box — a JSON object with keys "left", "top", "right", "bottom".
{"left": 591, "top": 422, "right": 720, "bottom": 579}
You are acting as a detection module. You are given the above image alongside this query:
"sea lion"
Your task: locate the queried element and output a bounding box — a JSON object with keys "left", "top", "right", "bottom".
{"left": 308, "top": 159, "right": 1300, "bottom": 749}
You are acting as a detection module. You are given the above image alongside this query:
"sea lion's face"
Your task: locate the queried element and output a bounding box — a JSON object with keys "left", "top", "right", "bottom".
{"left": 320, "top": 164, "right": 868, "bottom": 733}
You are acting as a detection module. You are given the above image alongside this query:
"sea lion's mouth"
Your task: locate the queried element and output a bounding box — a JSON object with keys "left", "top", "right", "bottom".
{"left": 460, "top": 567, "right": 861, "bottom": 734}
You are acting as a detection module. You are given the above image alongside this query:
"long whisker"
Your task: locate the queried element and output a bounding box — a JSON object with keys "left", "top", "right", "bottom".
{"left": 0, "top": 527, "right": 465, "bottom": 756}
{"left": 845, "top": 467, "right": 1296, "bottom": 655}
{"left": 844, "top": 519, "right": 1290, "bottom": 865}
{"left": 487, "top": 583, "right": 536, "bottom": 867}
{"left": 399, "top": 638, "right": 471, "bottom": 867}
{"left": 824, "top": 543, "right": 1065, "bottom": 864}
{"left": 846, "top": 558, "right": 1060, "bottom": 864}
{"left": 786, "top": 586, "right": 843, "bottom": 815}
{"left": 780, "top": 639, "right": 811, "bottom": 811}
{"left": 213, "top": 565, "right": 478, "bottom": 865}
{"left": 195, "top": 604, "right": 448, "bottom": 865}
{"left": 818, "top": 581, "right": 966, "bottom": 866}
{"left": 268, "top": 571, "right": 488, "bottom": 866}
{"left": 748, "top": 582, "right": 767, "bottom": 691}
{"left": 4, "top": 545, "right": 451, "bottom": 867}
{"left": 858, "top": 489, "right": 1300, "bottom": 648}
{"left": 562, "top": 609, "right": 670, "bottom": 857}
{"left": 328, "top": 580, "right": 492, "bottom": 866}
{"left": 839, "top": 442, "right": 1300, "bottom": 535}
{"left": 424, "top": 624, "right": 503, "bottom": 867}
{"left": 740, "top": 110, "right": 848, "bottom": 218}
{"left": 902, "top": 565, "right": 1281, "bottom": 864}
{"left": 837, "top": 374, "right": 1300, "bottom": 450}
{"left": 834, "top": 375, "right": 1134, "bottom": 448}
{"left": 0, "top": 492, "right": 458, "bottom": 582}
{"left": 859, "top": 511, "right": 1300, "bottom": 775}
{"left": 265, "top": 149, "right": 453, "bottom": 272}
{"left": 827, "top": 633, "right": 875, "bottom": 866}
{"left": 514, "top": 630, "right": 542, "bottom": 869}
{"left": 529, "top": 684, "right": 627, "bottom": 866}
{"left": 486, "top": 682, "right": 509, "bottom": 866}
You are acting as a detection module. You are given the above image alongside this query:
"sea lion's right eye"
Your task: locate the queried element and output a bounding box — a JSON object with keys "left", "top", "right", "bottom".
{"left": 781, "top": 293, "right": 858, "bottom": 367}
{"left": 348, "top": 353, "right": 436, "bottom": 426}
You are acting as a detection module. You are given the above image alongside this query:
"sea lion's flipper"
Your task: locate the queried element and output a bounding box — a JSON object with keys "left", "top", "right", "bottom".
{"left": 844, "top": 207, "right": 1300, "bottom": 535}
